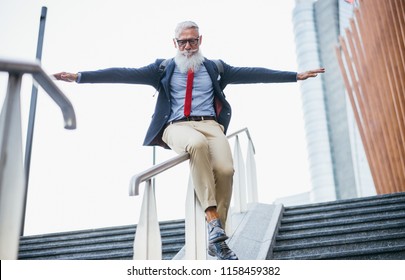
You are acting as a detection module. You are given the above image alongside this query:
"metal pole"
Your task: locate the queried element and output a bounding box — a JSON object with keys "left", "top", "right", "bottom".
{"left": 152, "top": 146, "right": 156, "bottom": 188}
{"left": 21, "top": 6, "right": 47, "bottom": 236}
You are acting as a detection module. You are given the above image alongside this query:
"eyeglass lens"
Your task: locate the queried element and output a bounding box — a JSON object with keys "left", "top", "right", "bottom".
{"left": 177, "top": 38, "right": 199, "bottom": 47}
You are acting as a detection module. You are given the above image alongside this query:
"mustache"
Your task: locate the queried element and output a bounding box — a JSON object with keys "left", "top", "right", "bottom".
{"left": 180, "top": 49, "right": 199, "bottom": 56}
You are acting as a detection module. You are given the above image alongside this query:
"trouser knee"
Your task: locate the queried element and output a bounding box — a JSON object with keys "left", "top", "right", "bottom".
{"left": 186, "top": 137, "right": 209, "bottom": 155}
{"left": 214, "top": 165, "right": 234, "bottom": 181}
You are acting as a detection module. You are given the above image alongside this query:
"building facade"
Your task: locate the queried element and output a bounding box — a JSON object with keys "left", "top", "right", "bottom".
{"left": 283, "top": 0, "right": 375, "bottom": 205}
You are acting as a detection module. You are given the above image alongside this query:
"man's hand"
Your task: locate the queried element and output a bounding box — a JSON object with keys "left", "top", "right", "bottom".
{"left": 297, "top": 68, "right": 325, "bottom": 80}
{"left": 53, "top": 72, "right": 78, "bottom": 82}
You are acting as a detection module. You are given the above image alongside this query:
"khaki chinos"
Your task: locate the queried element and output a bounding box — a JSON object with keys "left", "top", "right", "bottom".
{"left": 162, "top": 119, "right": 234, "bottom": 227}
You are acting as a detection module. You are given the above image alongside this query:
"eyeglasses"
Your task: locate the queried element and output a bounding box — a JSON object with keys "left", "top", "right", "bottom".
{"left": 176, "top": 38, "right": 199, "bottom": 47}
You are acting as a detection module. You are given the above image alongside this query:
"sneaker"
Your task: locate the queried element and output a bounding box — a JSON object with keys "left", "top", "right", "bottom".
{"left": 210, "top": 241, "right": 239, "bottom": 260}
{"left": 207, "top": 243, "right": 216, "bottom": 257}
{"left": 207, "top": 219, "right": 228, "bottom": 244}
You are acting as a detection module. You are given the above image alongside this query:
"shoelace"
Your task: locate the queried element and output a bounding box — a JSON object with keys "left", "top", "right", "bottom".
{"left": 215, "top": 242, "right": 237, "bottom": 259}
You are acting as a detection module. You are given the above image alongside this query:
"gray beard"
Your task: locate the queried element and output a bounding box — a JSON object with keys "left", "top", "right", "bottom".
{"left": 174, "top": 49, "right": 205, "bottom": 73}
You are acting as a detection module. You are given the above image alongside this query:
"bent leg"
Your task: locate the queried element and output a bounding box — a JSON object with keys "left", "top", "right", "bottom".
{"left": 162, "top": 122, "right": 217, "bottom": 210}
{"left": 205, "top": 122, "right": 234, "bottom": 227}
{"left": 163, "top": 121, "right": 234, "bottom": 227}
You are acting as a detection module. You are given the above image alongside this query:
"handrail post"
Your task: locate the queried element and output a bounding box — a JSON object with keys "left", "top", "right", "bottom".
{"left": 0, "top": 73, "right": 26, "bottom": 259}
{"left": 246, "top": 140, "right": 258, "bottom": 203}
{"left": 184, "top": 176, "right": 207, "bottom": 259}
{"left": 232, "top": 135, "right": 248, "bottom": 213}
{"left": 133, "top": 179, "right": 162, "bottom": 260}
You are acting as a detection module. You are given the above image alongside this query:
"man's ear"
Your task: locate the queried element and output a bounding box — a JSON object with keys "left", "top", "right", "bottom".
{"left": 173, "top": 38, "right": 178, "bottom": 49}
{"left": 199, "top": 35, "right": 203, "bottom": 46}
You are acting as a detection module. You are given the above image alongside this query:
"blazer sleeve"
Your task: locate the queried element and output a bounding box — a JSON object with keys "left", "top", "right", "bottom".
{"left": 77, "top": 59, "right": 164, "bottom": 89}
{"left": 219, "top": 60, "right": 297, "bottom": 86}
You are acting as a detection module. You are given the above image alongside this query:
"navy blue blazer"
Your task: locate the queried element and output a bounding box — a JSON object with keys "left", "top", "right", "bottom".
{"left": 78, "top": 58, "right": 297, "bottom": 148}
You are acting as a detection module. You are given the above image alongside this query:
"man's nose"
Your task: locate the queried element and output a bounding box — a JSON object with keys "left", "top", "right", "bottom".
{"left": 184, "top": 41, "right": 192, "bottom": 49}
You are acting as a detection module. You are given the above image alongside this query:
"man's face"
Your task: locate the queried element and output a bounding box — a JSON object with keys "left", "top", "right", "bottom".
{"left": 173, "top": 28, "right": 202, "bottom": 57}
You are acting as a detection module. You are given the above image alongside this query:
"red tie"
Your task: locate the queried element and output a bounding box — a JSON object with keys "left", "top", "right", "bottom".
{"left": 184, "top": 69, "right": 194, "bottom": 117}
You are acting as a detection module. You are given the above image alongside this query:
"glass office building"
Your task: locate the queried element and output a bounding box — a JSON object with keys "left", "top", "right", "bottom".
{"left": 283, "top": 0, "right": 375, "bottom": 205}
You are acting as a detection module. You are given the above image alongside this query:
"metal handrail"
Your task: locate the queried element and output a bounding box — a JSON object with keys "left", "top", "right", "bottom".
{"left": 0, "top": 58, "right": 76, "bottom": 259}
{"left": 129, "top": 153, "right": 189, "bottom": 196}
{"left": 129, "top": 127, "right": 256, "bottom": 260}
{"left": 226, "top": 127, "right": 256, "bottom": 154}
{"left": 129, "top": 127, "right": 254, "bottom": 196}
{"left": 0, "top": 59, "right": 76, "bottom": 129}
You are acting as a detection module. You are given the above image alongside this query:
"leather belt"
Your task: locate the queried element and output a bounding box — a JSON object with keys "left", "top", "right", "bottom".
{"left": 169, "top": 116, "right": 216, "bottom": 125}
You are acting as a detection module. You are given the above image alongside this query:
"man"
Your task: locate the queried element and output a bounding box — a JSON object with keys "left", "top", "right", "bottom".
{"left": 54, "top": 21, "right": 324, "bottom": 260}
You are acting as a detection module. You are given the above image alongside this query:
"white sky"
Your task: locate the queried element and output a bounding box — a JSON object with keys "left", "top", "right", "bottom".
{"left": 0, "top": 0, "right": 312, "bottom": 235}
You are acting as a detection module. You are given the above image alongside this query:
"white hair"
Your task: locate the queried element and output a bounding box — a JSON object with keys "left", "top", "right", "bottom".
{"left": 174, "top": 21, "right": 199, "bottom": 38}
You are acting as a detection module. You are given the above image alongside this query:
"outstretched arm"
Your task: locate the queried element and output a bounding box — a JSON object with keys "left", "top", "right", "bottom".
{"left": 53, "top": 62, "right": 161, "bottom": 87}
{"left": 297, "top": 68, "right": 325, "bottom": 80}
{"left": 53, "top": 72, "right": 79, "bottom": 82}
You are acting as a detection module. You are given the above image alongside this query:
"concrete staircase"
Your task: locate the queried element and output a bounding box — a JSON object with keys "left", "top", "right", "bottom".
{"left": 18, "top": 192, "right": 405, "bottom": 260}
{"left": 18, "top": 219, "right": 185, "bottom": 260}
{"left": 269, "top": 192, "right": 405, "bottom": 260}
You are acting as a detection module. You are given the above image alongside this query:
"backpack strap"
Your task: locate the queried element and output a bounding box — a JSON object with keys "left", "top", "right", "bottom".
{"left": 156, "top": 58, "right": 172, "bottom": 93}
{"left": 158, "top": 58, "right": 172, "bottom": 75}
{"left": 212, "top": 59, "right": 224, "bottom": 75}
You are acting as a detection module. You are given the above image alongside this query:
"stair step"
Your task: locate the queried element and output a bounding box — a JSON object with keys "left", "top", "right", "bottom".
{"left": 283, "top": 192, "right": 405, "bottom": 216}
{"left": 19, "top": 233, "right": 184, "bottom": 253}
{"left": 273, "top": 232, "right": 405, "bottom": 251}
{"left": 19, "top": 219, "right": 185, "bottom": 260}
{"left": 19, "top": 226, "right": 185, "bottom": 248}
{"left": 274, "top": 226, "right": 405, "bottom": 246}
{"left": 19, "top": 237, "right": 185, "bottom": 259}
{"left": 272, "top": 237, "right": 405, "bottom": 259}
{"left": 279, "top": 212, "right": 405, "bottom": 231}
{"left": 20, "top": 220, "right": 184, "bottom": 244}
{"left": 330, "top": 250, "right": 405, "bottom": 260}
{"left": 276, "top": 220, "right": 405, "bottom": 241}
{"left": 272, "top": 244, "right": 405, "bottom": 260}
{"left": 282, "top": 204, "right": 405, "bottom": 223}
{"left": 19, "top": 240, "right": 135, "bottom": 259}
{"left": 283, "top": 203, "right": 405, "bottom": 221}
{"left": 19, "top": 243, "right": 185, "bottom": 260}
